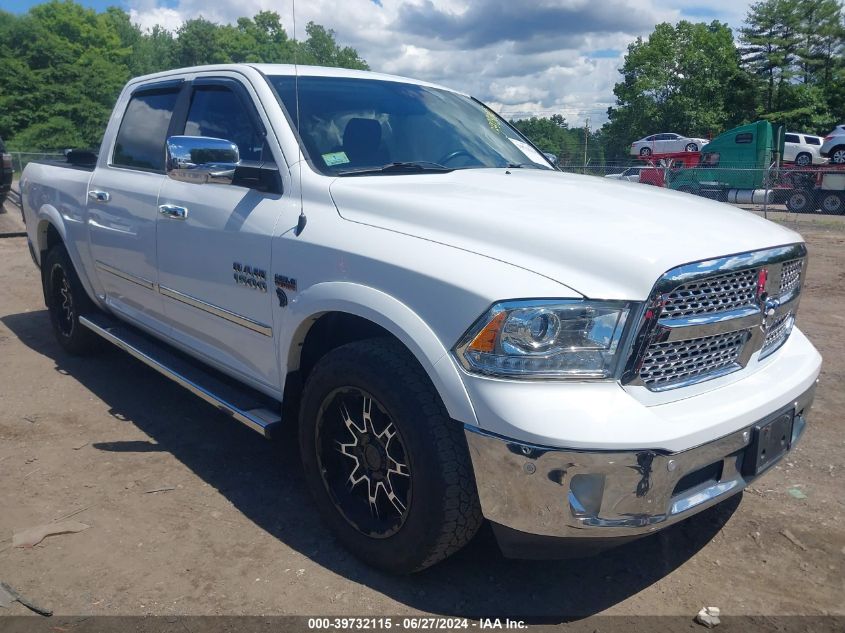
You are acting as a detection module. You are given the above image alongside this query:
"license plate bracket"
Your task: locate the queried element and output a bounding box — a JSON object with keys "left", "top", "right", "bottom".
{"left": 743, "top": 411, "right": 794, "bottom": 477}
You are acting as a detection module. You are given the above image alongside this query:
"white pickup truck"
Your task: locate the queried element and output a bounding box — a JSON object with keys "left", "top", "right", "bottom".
{"left": 21, "top": 64, "right": 821, "bottom": 573}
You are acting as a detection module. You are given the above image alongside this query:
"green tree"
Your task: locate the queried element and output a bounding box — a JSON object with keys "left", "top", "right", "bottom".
{"left": 0, "top": 2, "right": 369, "bottom": 150}
{"left": 741, "top": 0, "right": 803, "bottom": 112}
{"left": 602, "top": 20, "right": 755, "bottom": 160}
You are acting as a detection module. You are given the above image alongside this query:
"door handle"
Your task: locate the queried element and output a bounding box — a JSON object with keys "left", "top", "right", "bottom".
{"left": 88, "top": 190, "right": 110, "bottom": 202}
{"left": 158, "top": 204, "right": 188, "bottom": 220}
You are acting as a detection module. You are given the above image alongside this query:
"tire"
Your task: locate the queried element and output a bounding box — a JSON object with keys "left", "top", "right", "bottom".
{"left": 43, "top": 244, "right": 100, "bottom": 355}
{"left": 785, "top": 190, "right": 814, "bottom": 213}
{"left": 299, "top": 338, "right": 482, "bottom": 573}
{"left": 639, "top": 147, "right": 652, "bottom": 157}
{"left": 794, "top": 152, "right": 812, "bottom": 167}
{"left": 820, "top": 192, "right": 844, "bottom": 215}
{"left": 830, "top": 146, "right": 845, "bottom": 165}
{"left": 685, "top": 142, "right": 698, "bottom": 152}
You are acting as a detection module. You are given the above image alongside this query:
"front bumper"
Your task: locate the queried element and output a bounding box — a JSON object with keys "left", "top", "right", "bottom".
{"left": 465, "top": 380, "right": 816, "bottom": 554}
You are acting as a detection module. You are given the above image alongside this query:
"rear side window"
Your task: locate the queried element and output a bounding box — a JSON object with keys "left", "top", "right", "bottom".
{"left": 735, "top": 133, "right": 753, "bottom": 144}
{"left": 113, "top": 88, "right": 180, "bottom": 171}
{"left": 805, "top": 136, "right": 821, "bottom": 145}
{"left": 184, "top": 86, "right": 264, "bottom": 162}
{"left": 784, "top": 134, "right": 800, "bottom": 144}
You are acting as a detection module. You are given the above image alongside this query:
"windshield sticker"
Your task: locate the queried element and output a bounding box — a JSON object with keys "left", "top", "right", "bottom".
{"left": 508, "top": 137, "right": 548, "bottom": 166}
{"left": 322, "top": 151, "right": 350, "bottom": 166}
{"left": 484, "top": 110, "right": 502, "bottom": 133}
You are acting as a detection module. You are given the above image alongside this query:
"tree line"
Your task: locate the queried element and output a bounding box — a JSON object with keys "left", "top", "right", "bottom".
{"left": 517, "top": 0, "right": 844, "bottom": 163}
{"left": 0, "top": 0, "right": 367, "bottom": 150}
{"left": 1, "top": 0, "right": 842, "bottom": 162}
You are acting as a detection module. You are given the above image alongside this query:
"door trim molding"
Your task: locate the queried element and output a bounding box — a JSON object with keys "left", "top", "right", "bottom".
{"left": 96, "top": 260, "right": 156, "bottom": 290}
{"left": 95, "top": 261, "right": 272, "bottom": 337}
{"left": 159, "top": 285, "right": 273, "bottom": 337}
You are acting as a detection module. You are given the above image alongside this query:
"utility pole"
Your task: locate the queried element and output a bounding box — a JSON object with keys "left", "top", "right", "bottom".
{"left": 583, "top": 117, "right": 591, "bottom": 172}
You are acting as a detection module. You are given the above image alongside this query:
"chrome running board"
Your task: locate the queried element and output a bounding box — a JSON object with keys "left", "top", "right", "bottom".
{"left": 79, "top": 313, "right": 282, "bottom": 438}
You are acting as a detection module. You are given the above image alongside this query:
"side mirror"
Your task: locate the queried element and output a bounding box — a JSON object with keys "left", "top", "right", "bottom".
{"left": 543, "top": 152, "right": 559, "bottom": 167}
{"left": 166, "top": 136, "right": 240, "bottom": 185}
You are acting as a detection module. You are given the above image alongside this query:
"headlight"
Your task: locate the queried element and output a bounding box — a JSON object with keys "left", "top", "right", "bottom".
{"left": 454, "top": 300, "right": 635, "bottom": 379}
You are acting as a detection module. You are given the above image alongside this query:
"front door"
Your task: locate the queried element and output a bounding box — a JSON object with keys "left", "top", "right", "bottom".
{"left": 156, "top": 76, "right": 285, "bottom": 391}
{"left": 87, "top": 82, "right": 183, "bottom": 330}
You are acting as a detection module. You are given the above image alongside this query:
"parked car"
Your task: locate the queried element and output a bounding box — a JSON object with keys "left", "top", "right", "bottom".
{"left": 630, "top": 133, "right": 708, "bottom": 156}
{"left": 604, "top": 166, "right": 643, "bottom": 182}
{"left": 821, "top": 125, "right": 845, "bottom": 164}
{"left": 0, "top": 136, "right": 12, "bottom": 207}
{"left": 21, "top": 64, "right": 821, "bottom": 573}
{"left": 783, "top": 132, "right": 827, "bottom": 166}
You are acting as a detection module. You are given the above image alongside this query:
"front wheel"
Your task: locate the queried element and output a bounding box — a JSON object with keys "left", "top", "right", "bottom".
{"left": 685, "top": 142, "right": 698, "bottom": 152}
{"left": 639, "top": 147, "right": 652, "bottom": 157}
{"left": 299, "top": 338, "right": 482, "bottom": 573}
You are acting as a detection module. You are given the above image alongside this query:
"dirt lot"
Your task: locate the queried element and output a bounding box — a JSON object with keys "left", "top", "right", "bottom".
{"left": 0, "top": 207, "right": 843, "bottom": 620}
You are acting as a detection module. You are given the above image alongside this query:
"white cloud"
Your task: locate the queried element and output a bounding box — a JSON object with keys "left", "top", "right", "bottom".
{"left": 126, "top": 0, "right": 750, "bottom": 126}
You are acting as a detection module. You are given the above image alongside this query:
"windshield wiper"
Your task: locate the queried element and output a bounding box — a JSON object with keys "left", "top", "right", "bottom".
{"left": 337, "top": 161, "right": 453, "bottom": 176}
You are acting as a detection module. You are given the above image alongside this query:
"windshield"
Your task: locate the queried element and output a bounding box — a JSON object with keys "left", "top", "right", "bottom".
{"left": 266, "top": 75, "right": 552, "bottom": 175}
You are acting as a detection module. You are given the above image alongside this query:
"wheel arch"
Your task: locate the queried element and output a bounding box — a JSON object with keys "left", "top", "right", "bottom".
{"left": 282, "top": 282, "right": 478, "bottom": 427}
{"left": 34, "top": 207, "right": 101, "bottom": 308}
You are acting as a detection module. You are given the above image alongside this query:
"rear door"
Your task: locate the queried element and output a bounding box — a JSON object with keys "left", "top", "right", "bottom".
{"left": 87, "top": 81, "right": 184, "bottom": 330}
{"left": 156, "top": 75, "right": 287, "bottom": 392}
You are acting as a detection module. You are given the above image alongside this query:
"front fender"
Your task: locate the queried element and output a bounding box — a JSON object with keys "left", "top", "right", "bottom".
{"left": 281, "top": 281, "right": 478, "bottom": 426}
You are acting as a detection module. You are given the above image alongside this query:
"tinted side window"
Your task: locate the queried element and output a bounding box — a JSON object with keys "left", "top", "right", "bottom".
{"left": 805, "top": 136, "right": 821, "bottom": 145}
{"left": 735, "top": 133, "right": 753, "bottom": 144}
{"left": 784, "top": 134, "right": 800, "bottom": 144}
{"left": 113, "top": 88, "right": 180, "bottom": 171}
{"left": 184, "top": 86, "right": 263, "bottom": 161}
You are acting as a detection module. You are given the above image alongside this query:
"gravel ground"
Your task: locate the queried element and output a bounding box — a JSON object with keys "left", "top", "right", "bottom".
{"left": 0, "top": 214, "right": 843, "bottom": 620}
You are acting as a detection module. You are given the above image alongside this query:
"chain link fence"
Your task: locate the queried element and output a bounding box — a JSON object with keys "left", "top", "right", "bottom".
{"left": 557, "top": 161, "right": 845, "bottom": 219}
{"left": 9, "top": 151, "right": 66, "bottom": 177}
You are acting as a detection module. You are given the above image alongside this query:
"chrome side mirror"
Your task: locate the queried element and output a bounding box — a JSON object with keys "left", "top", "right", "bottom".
{"left": 166, "top": 136, "right": 240, "bottom": 185}
{"left": 543, "top": 152, "right": 559, "bottom": 167}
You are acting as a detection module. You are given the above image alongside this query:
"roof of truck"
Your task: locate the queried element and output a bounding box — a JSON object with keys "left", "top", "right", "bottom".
{"left": 128, "top": 63, "right": 464, "bottom": 96}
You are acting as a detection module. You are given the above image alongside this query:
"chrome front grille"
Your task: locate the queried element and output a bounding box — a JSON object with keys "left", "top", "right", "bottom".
{"left": 624, "top": 244, "right": 807, "bottom": 392}
{"left": 761, "top": 312, "right": 794, "bottom": 357}
{"left": 661, "top": 269, "right": 758, "bottom": 319}
{"left": 779, "top": 259, "right": 803, "bottom": 296}
{"left": 639, "top": 330, "right": 748, "bottom": 389}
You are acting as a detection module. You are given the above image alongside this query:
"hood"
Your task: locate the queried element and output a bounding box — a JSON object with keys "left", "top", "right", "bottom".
{"left": 328, "top": 169, "right": 802, "bottom": 300}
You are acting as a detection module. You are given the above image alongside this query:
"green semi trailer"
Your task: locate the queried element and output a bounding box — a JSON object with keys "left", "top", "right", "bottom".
{"left": 666, "top": 121, "right": 785, "bottom": 203}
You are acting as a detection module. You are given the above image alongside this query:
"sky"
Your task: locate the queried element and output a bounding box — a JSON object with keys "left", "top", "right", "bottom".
{"left": 5, "top": 0, "right": 754, "bottom": 125}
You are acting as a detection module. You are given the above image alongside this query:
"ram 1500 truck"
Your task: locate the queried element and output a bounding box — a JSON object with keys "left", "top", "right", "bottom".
{"left": 21, "top": 65, "right": 822, "bottom": 573}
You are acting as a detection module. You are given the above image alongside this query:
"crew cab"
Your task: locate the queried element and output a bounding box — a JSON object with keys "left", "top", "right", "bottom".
{"left": 20, "top": 65, "right": 822, "bottom": 573}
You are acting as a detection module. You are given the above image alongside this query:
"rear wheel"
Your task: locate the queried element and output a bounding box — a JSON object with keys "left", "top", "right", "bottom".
{"left": 831, "top": 147, "right": 845, "bottom": 165}
{"left": 820, "top": 192, "right": 844, "bottom": 215}
{"left": 299, "top": 338, "right": 482, "bottom": 573}
{"left": 44, "top": 244, "right": 100, "bottom": 355}
{"left": 785, "top": 190, "right": 814, "bottom": 213}
{"left": 794, "top": 152, "right": 812, "bottom": 167}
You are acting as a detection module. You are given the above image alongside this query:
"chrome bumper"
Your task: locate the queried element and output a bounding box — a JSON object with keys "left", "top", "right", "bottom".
{"left": 465, "top": 381, "right": 816, "bottom": 541}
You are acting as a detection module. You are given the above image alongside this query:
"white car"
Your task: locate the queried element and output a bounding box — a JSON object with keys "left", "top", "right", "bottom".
{"left": 630, "top": 132, "right": 708, "bottom": 157}
{"left": 784, "top": 132, "right": 827, "bottom": 166}
{"left": 821, "top": 124, "right": 845, "bottom": 164}
{"left": 20, "top": 64, "right": 821, "bottom": 572}
{"left": 604, "top": 166, "right": 643, "bottom": 182}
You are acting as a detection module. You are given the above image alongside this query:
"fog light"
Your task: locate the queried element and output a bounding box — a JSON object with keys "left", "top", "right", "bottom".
{"left": 569, "top": 474, "right": 605, "bottom": 517}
